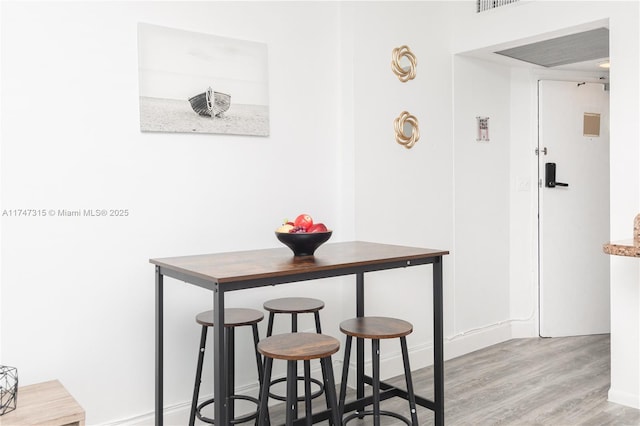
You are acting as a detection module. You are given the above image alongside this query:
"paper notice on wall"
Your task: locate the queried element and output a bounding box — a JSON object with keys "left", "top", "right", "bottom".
{"left": 476, "top": 116, "right": 489, "bottom": 142}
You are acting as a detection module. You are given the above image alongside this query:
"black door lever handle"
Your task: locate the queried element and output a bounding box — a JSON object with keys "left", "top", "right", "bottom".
{"left": 545, "top": 163, "right": 569, "bottom": 188}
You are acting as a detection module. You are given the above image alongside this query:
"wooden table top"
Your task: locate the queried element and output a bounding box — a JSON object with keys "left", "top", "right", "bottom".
{"left": 150, "top": 241, "right": 448, "bottom": 285}
{"left": 0, "top": 380, "right": 85, "bottom": 426}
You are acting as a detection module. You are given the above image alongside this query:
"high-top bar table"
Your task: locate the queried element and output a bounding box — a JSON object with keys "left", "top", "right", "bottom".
{"left": 151, "top": 241, "right": 449, "bottom": 425}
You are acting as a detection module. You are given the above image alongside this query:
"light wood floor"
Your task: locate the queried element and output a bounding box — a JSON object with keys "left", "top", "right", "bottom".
{"left": 267, "top": 334, "right": 640, "bottom": 425}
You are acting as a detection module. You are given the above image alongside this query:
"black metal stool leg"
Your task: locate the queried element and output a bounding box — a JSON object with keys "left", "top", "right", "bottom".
{"left": 189, "top": 325, "right": 208, "bottom": 426}
{"left": 267, "top": 312, "right": 275, "bottom": 337}
{"left": 372, "top": 338, "right": 381, "bottom": 426}
{"left": 321, "top": 356, "right": 342, "bottom": 426}
{"left": 252, "top": 324, "right": 266, "bottom": 426}
{"left": 318, "top": 354, "right": 334, "bottom": 425}
{"left": 264, "top": 312, "right": 275, "bottom": 422}
{"left": 258, "top": 357, "right": 273, "bottom": 425}
{"left": 252, "top": 324, "right": 264, "bottom": 386}
{"left": 289, "top": 313, "right": 299, "bottom": 421}
{"left": 400, "top": 336, "right": 419, "bottom": 425}
{"left": 314, "top": 311, "right": 333, "bottom": 425}
{"left": 286, "top": 360, "right": 297, "bottom": 425}
{"left": 227, "top": 327, "right": 235, "bottom": 422}
{"left": 304, "top": 360, "right": 312, "bottom": 425}
{"left": 338, "top": 334, "right": 352, "bottom": 417}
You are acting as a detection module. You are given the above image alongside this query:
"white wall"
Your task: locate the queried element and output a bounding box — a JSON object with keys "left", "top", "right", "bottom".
{"left": 607, "top": 2, "right": 640, "bottom": 408}
{"left": 451, "top": 55, "right": 512, "bottom": 353}
{"left": 2, "top": 1, "right": 639, "bottom": 424}
{"left": 346, "top": 1, "right": 457, "bottom": 367}
{"left": 1, "top": 2, "right": 347, "bottom": 424}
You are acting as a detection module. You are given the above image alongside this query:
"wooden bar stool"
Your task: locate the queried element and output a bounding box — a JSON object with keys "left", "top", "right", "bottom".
{"left": 338, "top": 316, "right": 419, "bottom": 425}
{"left": 263, "top": 297, "right": 325, "bottom": 336}
{"left": 257, "top": 332, "right": 341, "bottom": 426}
{"left": 189, "top": 308, "right": 264, "bottom": 426}
{"left": 263, "top": 297, "right": 327, "bottom": 413}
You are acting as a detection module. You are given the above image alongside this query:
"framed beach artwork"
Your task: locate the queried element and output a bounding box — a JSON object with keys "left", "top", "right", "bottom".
{"left": 137, "top": 23, "right": 269, "bottom": 136}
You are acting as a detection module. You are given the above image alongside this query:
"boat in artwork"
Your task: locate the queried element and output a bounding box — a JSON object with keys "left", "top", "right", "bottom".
{"left": 188, "top": 87, "right": 231, "bottom": 117}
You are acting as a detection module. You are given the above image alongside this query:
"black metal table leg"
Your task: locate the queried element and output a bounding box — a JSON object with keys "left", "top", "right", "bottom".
{"left": 155, "top": 266, "right": 163, "bottom": 426}
{"left": 213, "top": 284, "right": 227, "bottom": 425}
{"left": 356, "top": 272, "right": 365, "bottom": 411}
{"left": 227, "top": 327, "right": 235, "bottom": 421}
{"left": 433, "top": 258, "right": 444, "bottom": 426}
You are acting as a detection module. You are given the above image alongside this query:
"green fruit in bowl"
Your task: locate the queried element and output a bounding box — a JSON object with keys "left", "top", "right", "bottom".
{"left": 276, "top": 224, "right": 294, "bottom": 233}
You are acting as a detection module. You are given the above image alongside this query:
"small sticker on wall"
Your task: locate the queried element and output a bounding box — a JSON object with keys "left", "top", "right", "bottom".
{"left": 476, "top": 116, "right": 489, "bottom": 142}
{"left": 583, "top": 113, "right": 600, "bottom": 137}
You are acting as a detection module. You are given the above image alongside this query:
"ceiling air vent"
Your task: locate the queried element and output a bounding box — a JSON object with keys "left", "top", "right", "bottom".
{"left": 477, "top": 0, "right": 520, "bottom": 13}
{"left": 494, "top": 28, "right": 609, "bottom": 67}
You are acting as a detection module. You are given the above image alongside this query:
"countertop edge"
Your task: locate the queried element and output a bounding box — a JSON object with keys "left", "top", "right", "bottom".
{"left": 603, "top": 240, "right": 640, "bottom": 258}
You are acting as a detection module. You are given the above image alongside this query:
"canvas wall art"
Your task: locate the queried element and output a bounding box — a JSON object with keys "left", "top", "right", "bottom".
{"left": 137, "top": 23, "right": 269, "bottom": 136}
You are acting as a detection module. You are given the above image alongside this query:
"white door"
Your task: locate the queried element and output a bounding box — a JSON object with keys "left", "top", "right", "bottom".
{"left": 538, "top": 80, "right": 610, "bottom": 337}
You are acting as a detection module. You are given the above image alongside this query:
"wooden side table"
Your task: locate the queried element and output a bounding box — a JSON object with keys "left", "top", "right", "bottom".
{"left": 0, "top": 380, "right": 85, "bottom": 426}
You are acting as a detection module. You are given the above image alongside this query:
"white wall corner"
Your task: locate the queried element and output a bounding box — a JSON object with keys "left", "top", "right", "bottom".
{"left": 608, "top": 388, "right": 640, "bottom": 410}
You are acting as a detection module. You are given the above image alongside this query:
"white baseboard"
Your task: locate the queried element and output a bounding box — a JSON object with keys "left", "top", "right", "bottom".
{"left": 509, "top": 319, "right": 538, "bottom": 339}
{"left": 608, "top": 387, "right": 640, "bottom": 409}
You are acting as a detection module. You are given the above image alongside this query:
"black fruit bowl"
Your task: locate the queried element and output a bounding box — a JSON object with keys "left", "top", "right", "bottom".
{"left": 275, "top": 231, "right": 333, "bottom": 256}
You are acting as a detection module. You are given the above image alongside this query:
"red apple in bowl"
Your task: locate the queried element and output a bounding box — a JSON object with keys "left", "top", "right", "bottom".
{"left": 308, "top": 223, "right": 328, "bottom": 233}
{"left": 294, "top": 214, "right": 313, "bottom": 231}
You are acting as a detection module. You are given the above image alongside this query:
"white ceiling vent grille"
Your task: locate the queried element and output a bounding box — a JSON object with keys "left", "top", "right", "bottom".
{"left": 477, "top": 0, "right": 520, "bottom": 13}
{"left": 494, "top": 28, "right": 609, "bottom": 67}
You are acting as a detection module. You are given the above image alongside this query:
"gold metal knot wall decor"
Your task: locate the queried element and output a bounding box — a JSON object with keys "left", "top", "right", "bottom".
{"left": 391, "top": 45, "right": 417, "bottom": 82}
{"left": 394, "top": 111, "right": 420, "bottom": 149}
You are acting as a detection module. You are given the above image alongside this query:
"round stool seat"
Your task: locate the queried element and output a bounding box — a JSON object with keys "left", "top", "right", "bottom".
{"left": 196, "top": 308, "right": 264, "bottom": 328}
{"left": 258, "top": 333, "right": 342, "bottom": 425}
{"left": 340, "top": 316, "right": 413, "bottom": 339}
{"left": 258, "top": 332, "right": 339, "bottom": 361}
{"left": 263, "top": 297, "right": 324, "bottom": 314}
